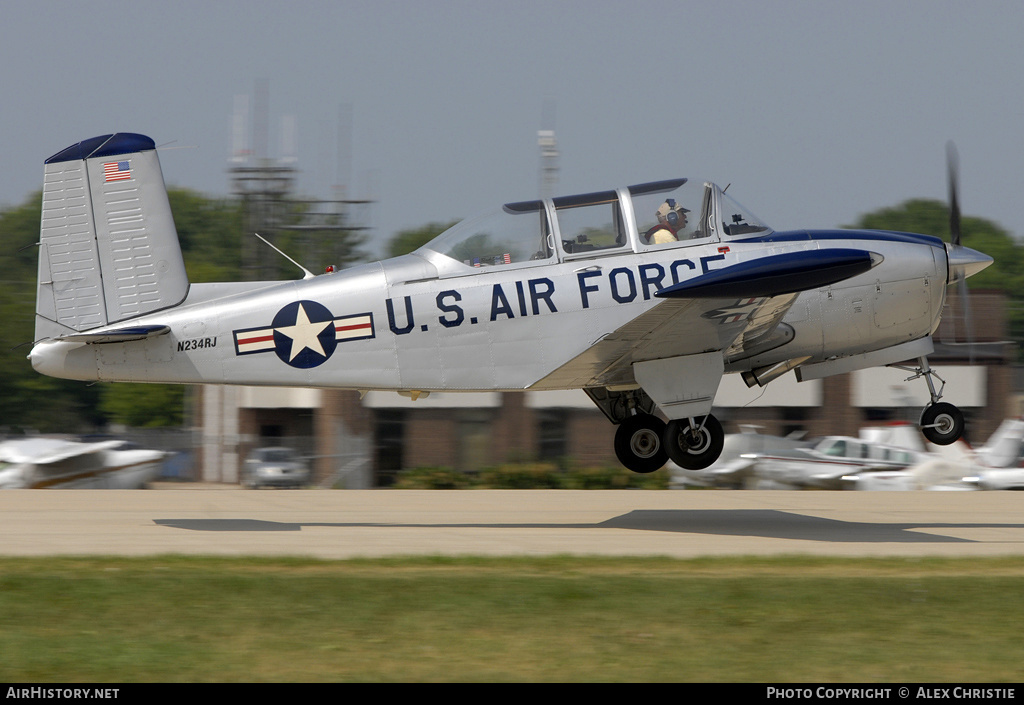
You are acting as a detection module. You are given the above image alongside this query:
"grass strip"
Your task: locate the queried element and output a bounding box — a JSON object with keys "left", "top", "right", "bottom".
{"left": 1, "top": 555, "right": 1021, "bottom": 682}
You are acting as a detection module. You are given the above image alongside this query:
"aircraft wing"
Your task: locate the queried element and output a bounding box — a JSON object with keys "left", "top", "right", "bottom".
{"left": 0, "top": 438, "right": 124, "bottom": 465}
{"left": 536, "top": 291, "right": 797, "bottom": 389}
{"left": 535, "top": 248, "right": 877, "bottom": 418}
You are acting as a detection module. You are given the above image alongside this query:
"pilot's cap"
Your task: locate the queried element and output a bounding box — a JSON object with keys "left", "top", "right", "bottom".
{"left": 657, "top": 198, "right": 689, "bottom": 220}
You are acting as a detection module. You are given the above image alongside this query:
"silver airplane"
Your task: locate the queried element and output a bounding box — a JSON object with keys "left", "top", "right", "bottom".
{"left": 27, "top": 134, "right": 993, "bottom": 473}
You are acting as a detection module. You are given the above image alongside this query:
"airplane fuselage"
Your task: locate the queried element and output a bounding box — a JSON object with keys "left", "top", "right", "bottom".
{"left": 30, "top": 229, "right": 948, "bottom": 393}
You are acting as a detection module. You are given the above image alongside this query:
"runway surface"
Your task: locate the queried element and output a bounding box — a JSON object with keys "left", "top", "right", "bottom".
{"left": 2, "top": 487, "right": 1023, "bottom": 559}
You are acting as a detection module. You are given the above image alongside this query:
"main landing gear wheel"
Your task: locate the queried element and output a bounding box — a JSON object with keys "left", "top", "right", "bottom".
{"left": 663, "top": 414, "right": 724, "bottom": 470}
{"left": 614, "top": 414, "right": 668, "bottom": 474}
{"left": 920, "top": 402, "right": 965, "bottom": 445}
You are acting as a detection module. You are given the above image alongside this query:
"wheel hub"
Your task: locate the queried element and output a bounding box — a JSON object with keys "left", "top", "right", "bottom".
{"left": 630, "top": 429, "right": 660, "bottom": 459}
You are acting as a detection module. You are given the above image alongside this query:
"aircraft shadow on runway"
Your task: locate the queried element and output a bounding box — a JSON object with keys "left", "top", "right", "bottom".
{"left": 153, "top": 510, "right": 1023, "bottom": 543}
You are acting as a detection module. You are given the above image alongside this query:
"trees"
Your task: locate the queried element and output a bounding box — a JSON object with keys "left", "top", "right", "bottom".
{"left": 386, "top": 221, "right": 458, "bottom": 258}
{"left": 0, "top": 189, "right": 243, "bottom": 432}
{"left": 848, "top": 198, "right": 1023, "bottom": 293}
{"left": 0, "top": 194, "right": 104, "bottom": 431}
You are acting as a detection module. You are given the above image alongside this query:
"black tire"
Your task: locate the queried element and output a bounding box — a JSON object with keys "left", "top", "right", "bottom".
{"left": 920, "top": 402, "right": 964, "bottom": 445}
{"left": 663, "top": 415, "right": 725, "bottom": 470}
{"left": 614, "top": 414, "right": 668, "bottom": 474}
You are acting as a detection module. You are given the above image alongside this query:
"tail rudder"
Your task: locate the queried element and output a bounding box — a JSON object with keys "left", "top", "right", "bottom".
{"left": 36, "top": 133, "right": 188, "bottom": 341}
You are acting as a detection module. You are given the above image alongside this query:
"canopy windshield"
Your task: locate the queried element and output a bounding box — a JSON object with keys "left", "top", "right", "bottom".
{"left": 718, "top": 189, "right": 771, "bottom": 237}
{"left": 418, "top": 203, "right": 554, "bottom": 272}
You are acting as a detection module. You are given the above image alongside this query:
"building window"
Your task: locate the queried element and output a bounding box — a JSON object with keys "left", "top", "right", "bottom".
{"left": 537, "top": 409, "right": 568, "bottom": 460}
{"left": 457, "top": 410, "right": 493, "bottom": 472}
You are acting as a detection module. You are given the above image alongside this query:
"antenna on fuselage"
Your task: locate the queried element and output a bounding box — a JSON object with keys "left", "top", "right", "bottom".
{"left": 254, "top": 233, "right": 315, "bottom": 280}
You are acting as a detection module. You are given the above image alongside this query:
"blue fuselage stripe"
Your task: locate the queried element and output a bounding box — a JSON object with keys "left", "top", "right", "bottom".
{"left": 733, "top": 229, "right": 946, "bottom": 249}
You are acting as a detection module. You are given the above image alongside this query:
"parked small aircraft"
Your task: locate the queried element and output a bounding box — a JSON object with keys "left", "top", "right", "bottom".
{"left": 838, "top": 419, "right": 1024, "bottom": 491}
{"left": 718, "top": 420, "right": 1024, "bottom": 491}
{"left": 745, "top": 427, "right": 935, "bottom": 490}
{"left": 0, "top": 437, "right": 164, "bottom": 489}
{"left": 27, "top": 134, "right": 992, "bottom": 472}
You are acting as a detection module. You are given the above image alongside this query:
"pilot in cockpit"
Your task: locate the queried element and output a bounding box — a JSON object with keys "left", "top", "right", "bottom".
{"left": 646, "top": 199, "right": 689, "bottom": 244}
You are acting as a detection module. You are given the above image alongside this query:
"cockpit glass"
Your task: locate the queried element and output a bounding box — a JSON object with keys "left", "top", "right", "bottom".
{"left": 720, "top": 190, "right": 771, "bottom": 237}
{"left": 556, "top": 196, "right": 627, "bottom": 256}
{"left": 631, "top": 180, "right": 709, "bottom": 248}
{"left": 821, "top": 440, "right": 846, "bottom": 457}
{"left": 420, "top": 204, "right": 554, "bottom": 269}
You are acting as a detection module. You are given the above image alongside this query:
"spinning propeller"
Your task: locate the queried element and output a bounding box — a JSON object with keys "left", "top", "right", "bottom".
{"left": 944, "top": 142, "right": 992, "bottom": 284}
{"left": 942, "top": 142, "right": 992, "bottom": 363}
{"left": 948, "top": 141, "right": 962, "bottom": 247}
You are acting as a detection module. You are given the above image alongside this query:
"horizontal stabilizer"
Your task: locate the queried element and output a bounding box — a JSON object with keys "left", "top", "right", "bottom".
{"left": 59, "top": 324, "right": 170, "bottom": 344}
{"left": 656, "top": 249, "right": 880, "bottom": 299}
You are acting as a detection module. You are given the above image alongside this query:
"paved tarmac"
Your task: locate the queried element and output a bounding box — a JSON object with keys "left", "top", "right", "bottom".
{"left": 1, "top": 487, "right": 1023, "bottom": 559}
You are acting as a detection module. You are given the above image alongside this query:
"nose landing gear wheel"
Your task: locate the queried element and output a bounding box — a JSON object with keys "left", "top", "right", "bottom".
{"left": 614, "top": 414, "right": 668, "bottom": 474}
{"left": 920, "top": 402, "right": 964, "bottom": 445}
{"left": 663, "top": 414, "right": 724, "bottom": 470}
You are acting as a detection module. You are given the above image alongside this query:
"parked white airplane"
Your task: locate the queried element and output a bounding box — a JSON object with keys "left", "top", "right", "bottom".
{"left": 738, "top": 420, "right": 1024, "bottom": 491}
{"left": 746, "top": 426, "right": 934, "bottom": 490}
{"left": 842, "top": 419, "right": 1024, "bottom": 490}
{"left": 0, "top": 437, "right": 164, "bottom": 489}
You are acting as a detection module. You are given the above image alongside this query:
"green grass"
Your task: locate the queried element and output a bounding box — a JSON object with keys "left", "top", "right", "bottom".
{"left": 1, "top": 555, "right": 1023, "bottom": 682}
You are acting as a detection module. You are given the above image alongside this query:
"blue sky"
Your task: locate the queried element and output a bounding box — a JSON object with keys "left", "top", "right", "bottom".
{"left": 2, "top": 1, "right": 1022, "bottom": 259}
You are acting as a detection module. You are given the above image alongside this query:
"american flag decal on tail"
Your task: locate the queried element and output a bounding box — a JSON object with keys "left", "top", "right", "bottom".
{"left": 103, "top": 160, "right": 131, "bottom": 182}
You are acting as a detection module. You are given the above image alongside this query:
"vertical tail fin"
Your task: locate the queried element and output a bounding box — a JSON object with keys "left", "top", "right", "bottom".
{"left": 35, "top": 133, "right": 189, "bottom": 341}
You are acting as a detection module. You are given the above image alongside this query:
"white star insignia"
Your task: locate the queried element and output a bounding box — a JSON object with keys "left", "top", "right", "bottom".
{"left": 275, "top": 303, "right": 332, "bottom": 361}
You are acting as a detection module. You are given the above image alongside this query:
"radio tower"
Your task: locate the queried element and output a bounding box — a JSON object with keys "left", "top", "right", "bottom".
{"left": 538, "top": 100, "right": 559, "bottom": 199}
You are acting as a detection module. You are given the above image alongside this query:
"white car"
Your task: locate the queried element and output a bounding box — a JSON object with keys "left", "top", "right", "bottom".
{"left": 242, "top": 447, "right": 309, "bottom": 489}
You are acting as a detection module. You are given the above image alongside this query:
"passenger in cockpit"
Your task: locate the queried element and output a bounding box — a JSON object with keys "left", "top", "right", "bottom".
{"left": 646, "top": 199, "right": 689, "bottom": 244}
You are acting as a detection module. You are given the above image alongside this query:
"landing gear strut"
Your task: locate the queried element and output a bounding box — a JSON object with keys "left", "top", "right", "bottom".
{"left": 892, "top": 356, "right": 965, "bottom": 445}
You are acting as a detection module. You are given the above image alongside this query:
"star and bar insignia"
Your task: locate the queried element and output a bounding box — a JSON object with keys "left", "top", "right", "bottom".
{"left": 233, "top": 300, "right": 374, "bottom": 369}
{"left": 701, "top": 297, "right": 767, "bottom": 324}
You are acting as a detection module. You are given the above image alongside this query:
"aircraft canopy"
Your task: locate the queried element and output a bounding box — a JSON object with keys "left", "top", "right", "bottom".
{"left": 417, "top": 178, "right": 772, "bottom": 276}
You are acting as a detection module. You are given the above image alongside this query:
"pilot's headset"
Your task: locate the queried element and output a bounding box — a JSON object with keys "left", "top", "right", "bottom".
{"left": 658, "top": 199, "right": 686, "bottom": 227}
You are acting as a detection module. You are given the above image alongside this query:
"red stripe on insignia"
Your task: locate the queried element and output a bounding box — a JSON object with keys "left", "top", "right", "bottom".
{"left": 238, "top": 333, "right": 275, "bottom": 344}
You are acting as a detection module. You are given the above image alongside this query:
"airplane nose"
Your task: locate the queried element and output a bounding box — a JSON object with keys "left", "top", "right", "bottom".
{"left": 946, "top": 243, "right": 993, "bottom": 284}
